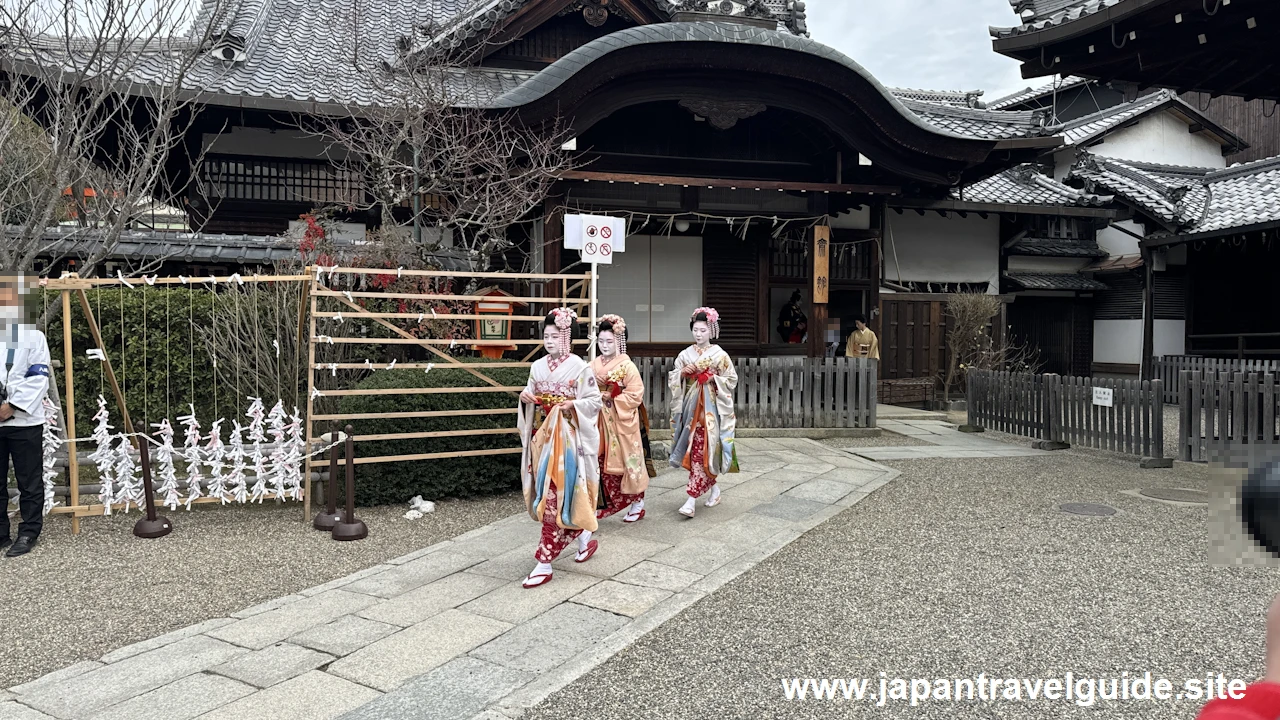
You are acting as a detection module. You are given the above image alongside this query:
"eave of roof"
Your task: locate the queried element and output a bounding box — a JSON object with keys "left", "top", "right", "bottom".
{"left": 1058, "top": 89, "right": 1247, "bottom": 151}
{"left": 1004, "top": 271, "right": 1110, "bottom": 291}
{"left": 990, "top": 0, "right": 1158, "bottom": 48}
{"left": 987, "top": 75, "right": 1089, "bottom": 110}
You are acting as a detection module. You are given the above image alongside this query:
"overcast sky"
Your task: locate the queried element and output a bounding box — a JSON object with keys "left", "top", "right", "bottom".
{"left": 806, "top": 0, "right": 1033, "bottom": 103}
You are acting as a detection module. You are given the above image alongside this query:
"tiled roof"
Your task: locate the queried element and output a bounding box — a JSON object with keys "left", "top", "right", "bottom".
{"left": 987, "top": 75, "right": 1088, "bottom": 110}
{"left": 1057, "top": 89, "right": 1246, "bottom": 151}
{"left": 1009, "top": 238, "right": 1107, "bottom": 257}
{"left": 990, "top": 0, "right": 1123, "bottom": 40}
{"left": 1194, "top": 157, "right": 1280, "bottom": 235}
{"left": 889, "top": 87, "right": 986, "bottom": 109}
{"left": 954, "top": 165, "right": 1112, "bottom": 207}
{"left": 895, "top": 98, "right": 1056, "bottom": 140}
{"left": 1068, "top": 151, "right": 1280, "bottom": 237}
{"left": 1004, "top": 271, "right": 1109, "bottom": 291}
{"left": 1084, "top": 254, "right": 1143, "bottom": 272}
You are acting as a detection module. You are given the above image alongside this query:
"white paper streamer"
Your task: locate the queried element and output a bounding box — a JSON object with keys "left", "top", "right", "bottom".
{"left": 204, "top": 419, "right": 230, "bottom": 504}
{"left": 245, "top": 398, "right": 269, "bottom": 503}
{"left": 87, "top": 397, "right": 116, "bottom": 514}
{"left": 178, "top": 405, "right": 204, "bottom": 510}
{"left": 87, "top": 348, "right": 106, "bottom": 361}
{"left": 40, "top": 399, "right": 62, "bottom": 516}
{"left": 152, "top": 419, "right": 182, "bottom": 511}
{"left": 116, "top": 271, "right": 135, "bottom": 289}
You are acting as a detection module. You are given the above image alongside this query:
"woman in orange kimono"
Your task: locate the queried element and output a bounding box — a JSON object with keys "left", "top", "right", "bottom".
{"left": 590, "top": 315, "right": 648, "bottom": 523}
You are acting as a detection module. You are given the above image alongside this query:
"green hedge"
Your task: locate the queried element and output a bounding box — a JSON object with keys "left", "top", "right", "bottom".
{"left": 40, "top": 287, "right": 222, "bottom": 430}
{"left": 337, "top": 362, "right": 529, "bottom": 506}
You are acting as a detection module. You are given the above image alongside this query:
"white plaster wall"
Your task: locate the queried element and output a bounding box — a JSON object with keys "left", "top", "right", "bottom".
{"left": 1093, "top": 319, "right": 1186, "bottom": 364}
{"left": 1006, "top": 256, "right": 1092, "bottom": 274}
{"left": 202, "top": 127, "right": 345, "bottom": 160}
{"left": 596, "top": 234, "right": 703, "bottom": 342}
{"left": 884, "top": 212, "right": 999, "bottom": 293}
{"left": 286, "top": 220, "right": 366, "bottom": 243}
{"left": 1097, "top": 220, "right": 1144, "bottom": 257}
{"left": 1091, "top": 112, "right": 1227, "bottom": 168}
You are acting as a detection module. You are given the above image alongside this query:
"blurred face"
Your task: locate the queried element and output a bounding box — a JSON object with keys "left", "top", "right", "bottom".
{"left": 598, "top": 330, "right": 617, "bottom": 357}
{"left": 0, "top": 281, "right": 19, "bottom": 324}
{"left": 544, "top": 325, "right": 563, "bottom": 357}
{"left": 691, "top": 321, "right": 711, "bottom": 347}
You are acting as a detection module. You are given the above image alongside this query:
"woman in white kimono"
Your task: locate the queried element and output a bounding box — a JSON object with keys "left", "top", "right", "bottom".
{"left": 517, "top": 308, "right": 603, "bottom": 589}
{"left": 589, "top": 315, "right": 648, "bottom": 523}
{"left": 669, "top": 307, "right": 739, "bottom": 518}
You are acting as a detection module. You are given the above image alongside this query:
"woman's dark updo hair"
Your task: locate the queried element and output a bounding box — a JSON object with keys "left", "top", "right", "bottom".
{"left": 689, "top": 311, "right": 710, "bottom": 330}
{"left": 597, "top": 318, "right": 625, "bottom": 340}
{"left": 544, "top": 313, "right": 577, "bottom": 339}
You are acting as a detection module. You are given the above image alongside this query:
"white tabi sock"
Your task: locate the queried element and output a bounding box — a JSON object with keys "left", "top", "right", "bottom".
{"left": 629, "top": 499, "right": 645, "bottom": 514}
{"left": 532, "top": 562, "right": 553, "bottom": 577}
{"left": 680, "top": 496, "right": 696, "bottom": 514}
{"left": 578, "top": 530, "right": 593, "bottom": 552}
{"left": 706, "top": 485, "right": 721, "bottom": 506}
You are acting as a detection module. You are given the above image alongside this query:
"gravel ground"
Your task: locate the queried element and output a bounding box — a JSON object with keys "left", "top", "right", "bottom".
{"left": 1, "top": 493, "right": 523, "bottom": 687}
{"left": 525, "top": 448, "right": 1274, "bottom": 719}
{"left": 818, "top": 434, "right": 930, "bottom": 449}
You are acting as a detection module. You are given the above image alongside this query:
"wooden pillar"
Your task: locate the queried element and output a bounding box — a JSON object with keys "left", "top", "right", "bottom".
{"left": 810, "top": 225, "right": 831, "bottom": 358}
{"left": 1141, "top": 246, "right": 1155, "bottom": 381}
{"left": 870, "top": 203, "right": 884, "bottom": 338}
{"left": 542, "top": 191, "right": 564, "bottom": 301}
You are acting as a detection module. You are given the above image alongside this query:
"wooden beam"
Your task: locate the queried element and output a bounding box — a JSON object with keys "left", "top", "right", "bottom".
{"left": 559, "top": 170, "right": 901, "bottom": 196}
{"left": 890, "top": 198, "right": 1123, "bottom": 219}
{"left": 75, "top": 289, "right": 135, "bottom": 440}
{"left": 61, "top": 290, "right": 79, "bottom": 535}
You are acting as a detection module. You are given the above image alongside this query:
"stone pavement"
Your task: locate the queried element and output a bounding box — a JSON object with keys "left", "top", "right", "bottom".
{"left": 853, "top": 419, "right": 1048, "bottom": 460}
{"left": 0, "top": 438, "right": 898, "bottom": 720}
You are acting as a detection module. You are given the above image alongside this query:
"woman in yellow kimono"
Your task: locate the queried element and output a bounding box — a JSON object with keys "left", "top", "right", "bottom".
{"left": 517, "top": 309, "right": 603, "bottom": 589}
{"left": 590, "top": 315, "right": 648, "bottom": 523}
{"left": 669, "top": 307, "right": 739, "bottom": 518}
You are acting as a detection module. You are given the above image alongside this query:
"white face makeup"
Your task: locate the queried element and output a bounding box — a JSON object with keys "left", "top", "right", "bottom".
{"left": 691, "top": 321, "right": 711, "bottom": 347}
{"left": 598, "top": 330, "right": 617, "bottom": 358}
{"left": 544, "top": 325, "right": 563, "bottom": 357}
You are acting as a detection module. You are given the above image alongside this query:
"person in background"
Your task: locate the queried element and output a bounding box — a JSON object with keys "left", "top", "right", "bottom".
{"left": 776, "top": 290, "right": 808, "bottom": 344}
{"left": 0, "top": 273, "right": 52, "bottom": 558}
{"left": 844, "top": 313, "right": 880, "bottom": 361}
{"left": 1196, "top": 593, "right": 1280, "bottom": 719}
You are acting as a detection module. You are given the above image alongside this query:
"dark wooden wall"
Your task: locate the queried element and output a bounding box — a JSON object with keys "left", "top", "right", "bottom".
{"left": 1182, "top": 92, "right": 1280, "bottom": 164}
{"left": 1007, "top": 297, "right": 1093, "bottom": 377}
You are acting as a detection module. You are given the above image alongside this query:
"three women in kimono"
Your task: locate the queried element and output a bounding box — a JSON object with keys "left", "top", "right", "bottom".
{"left": 670, "top": 307, "right": 739, "bottom": 518}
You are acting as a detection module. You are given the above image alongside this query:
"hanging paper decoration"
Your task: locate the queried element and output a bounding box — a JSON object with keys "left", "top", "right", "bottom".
{"left": 284, "top": 407, "right": 306, "bottom": 501}
{"left": 266, "top": 401, "right": 288, "bottom": 500}
{"left": 178, "top": 406, "right": 204, "bottom": 510}
{"left": 88, "top": 397, "right": 117, "bottom": 514}
{"left": 245, "top": 397, "right": 269, "bottom": 503}
{"left": 226, "top": 420, "right": 249, "bottom": 504}
{"left": 204, "top": 419, "right": 230, "bottom": 504}
{"left": 152, "top": 419, "right": 182, "bottom": 511}
{"left": 114, "top": 427, "right": 143, "bottom": 514}
{"left": 40, "top": 398, "right": 62, "bottom": 516}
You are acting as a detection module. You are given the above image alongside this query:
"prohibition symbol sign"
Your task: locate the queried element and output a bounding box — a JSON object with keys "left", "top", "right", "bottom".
{"left": 585, "top": 242, "right": 598, "bottom": 255}
{"left": 586, "top": 225, "right": 599, "bottom": 238}
{"left": 600, "top": 243, "right": 612, "bottom": 256}
{"left": 600, "top": 225, "right": 612, "bottom": 240}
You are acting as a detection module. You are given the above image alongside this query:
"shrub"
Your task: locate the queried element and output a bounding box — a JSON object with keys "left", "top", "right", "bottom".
{"left": 336, "top": 361, "right": 529, "bottom": 506}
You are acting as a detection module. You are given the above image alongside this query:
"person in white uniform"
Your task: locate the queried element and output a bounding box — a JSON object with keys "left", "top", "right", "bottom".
{"left": 1, "top": 273, "right": 52, "bottom": 557}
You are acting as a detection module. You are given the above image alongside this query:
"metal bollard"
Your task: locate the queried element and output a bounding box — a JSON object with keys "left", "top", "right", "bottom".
{"left": 133, "top": 439, "right": 173, "bottom": 538}
{"left": 313, "top": 425, "right": 345, "bottom": 531}
{"left": 332, "top": 424, "right": 368, "bottom": 541}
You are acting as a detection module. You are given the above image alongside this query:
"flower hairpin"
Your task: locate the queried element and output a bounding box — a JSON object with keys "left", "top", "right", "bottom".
{"left": 692, "top": 306, "right": 721, "bottom": 340}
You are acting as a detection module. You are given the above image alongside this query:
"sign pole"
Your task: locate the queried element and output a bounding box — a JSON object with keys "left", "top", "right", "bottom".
{"left": 589, "top": 262, "right": 598, "bottom": 360}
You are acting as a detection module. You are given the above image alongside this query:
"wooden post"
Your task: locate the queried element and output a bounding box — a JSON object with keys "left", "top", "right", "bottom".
{"left": 303, "top": 290, "right": 317, "bottom": 521}
{"left": 61, "top": 290, "right": 80, "bottom": 535}
{"left": 1141, "top": 247, "right": 1155, "bottom": 381}
{"left": 810, "top": 225, "right": 830, "bottom": 358}
{"left": 75, "top": 289, "right": 135, "bottom": 439}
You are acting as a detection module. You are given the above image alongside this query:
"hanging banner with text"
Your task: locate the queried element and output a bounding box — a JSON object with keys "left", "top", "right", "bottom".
{"left": 565, "top": 213, "right": 626, "bottom": 265}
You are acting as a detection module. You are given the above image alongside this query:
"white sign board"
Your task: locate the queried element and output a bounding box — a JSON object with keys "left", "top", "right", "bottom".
{"left": 565, "top": 213, "right": 625, "bottom": 265}
{"left": 1092, "top": 387, "right": 1114, "bottom": 408}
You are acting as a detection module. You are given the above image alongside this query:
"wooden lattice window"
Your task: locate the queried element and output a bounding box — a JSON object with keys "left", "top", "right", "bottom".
{"left": 200, "top": 156, "right": 364, "bottom": 205}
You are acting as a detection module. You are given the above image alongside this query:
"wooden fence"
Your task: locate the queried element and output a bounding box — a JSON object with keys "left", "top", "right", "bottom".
{"left": 634, "top": 357, "right": 877, "bottom": 429}
{"left": 1178, "top": 371, "right": 1280, "bottom": 462}
{"left": 967, "top": 370, "right": 1167, "bottom": 461}
{"left": 1154, "top": 355, "right": 1280, "bottom": 404}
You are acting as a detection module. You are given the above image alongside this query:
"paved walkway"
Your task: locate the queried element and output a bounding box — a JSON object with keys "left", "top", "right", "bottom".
{"left": 854, "top": 419, "right": 1048, "bottom": 460}
{"left": 0, "top": 439, "right": 898, "bottom": 720}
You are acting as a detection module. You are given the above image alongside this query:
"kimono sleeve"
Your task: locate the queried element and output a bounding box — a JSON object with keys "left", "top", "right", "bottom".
{"left": 668, "top": 351, "right": 688, "bottom": 395}
{"left": 571, "top": 366, "right": 603, "bottom": 416}
{"left": 613, "top": 361, "right": 645, "bottom": 417}
{"left": 715, "top": 352, "right": 738, "bottom": 394}
{"left": 6, "top": 329, "right": 51, "bottom": 415}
